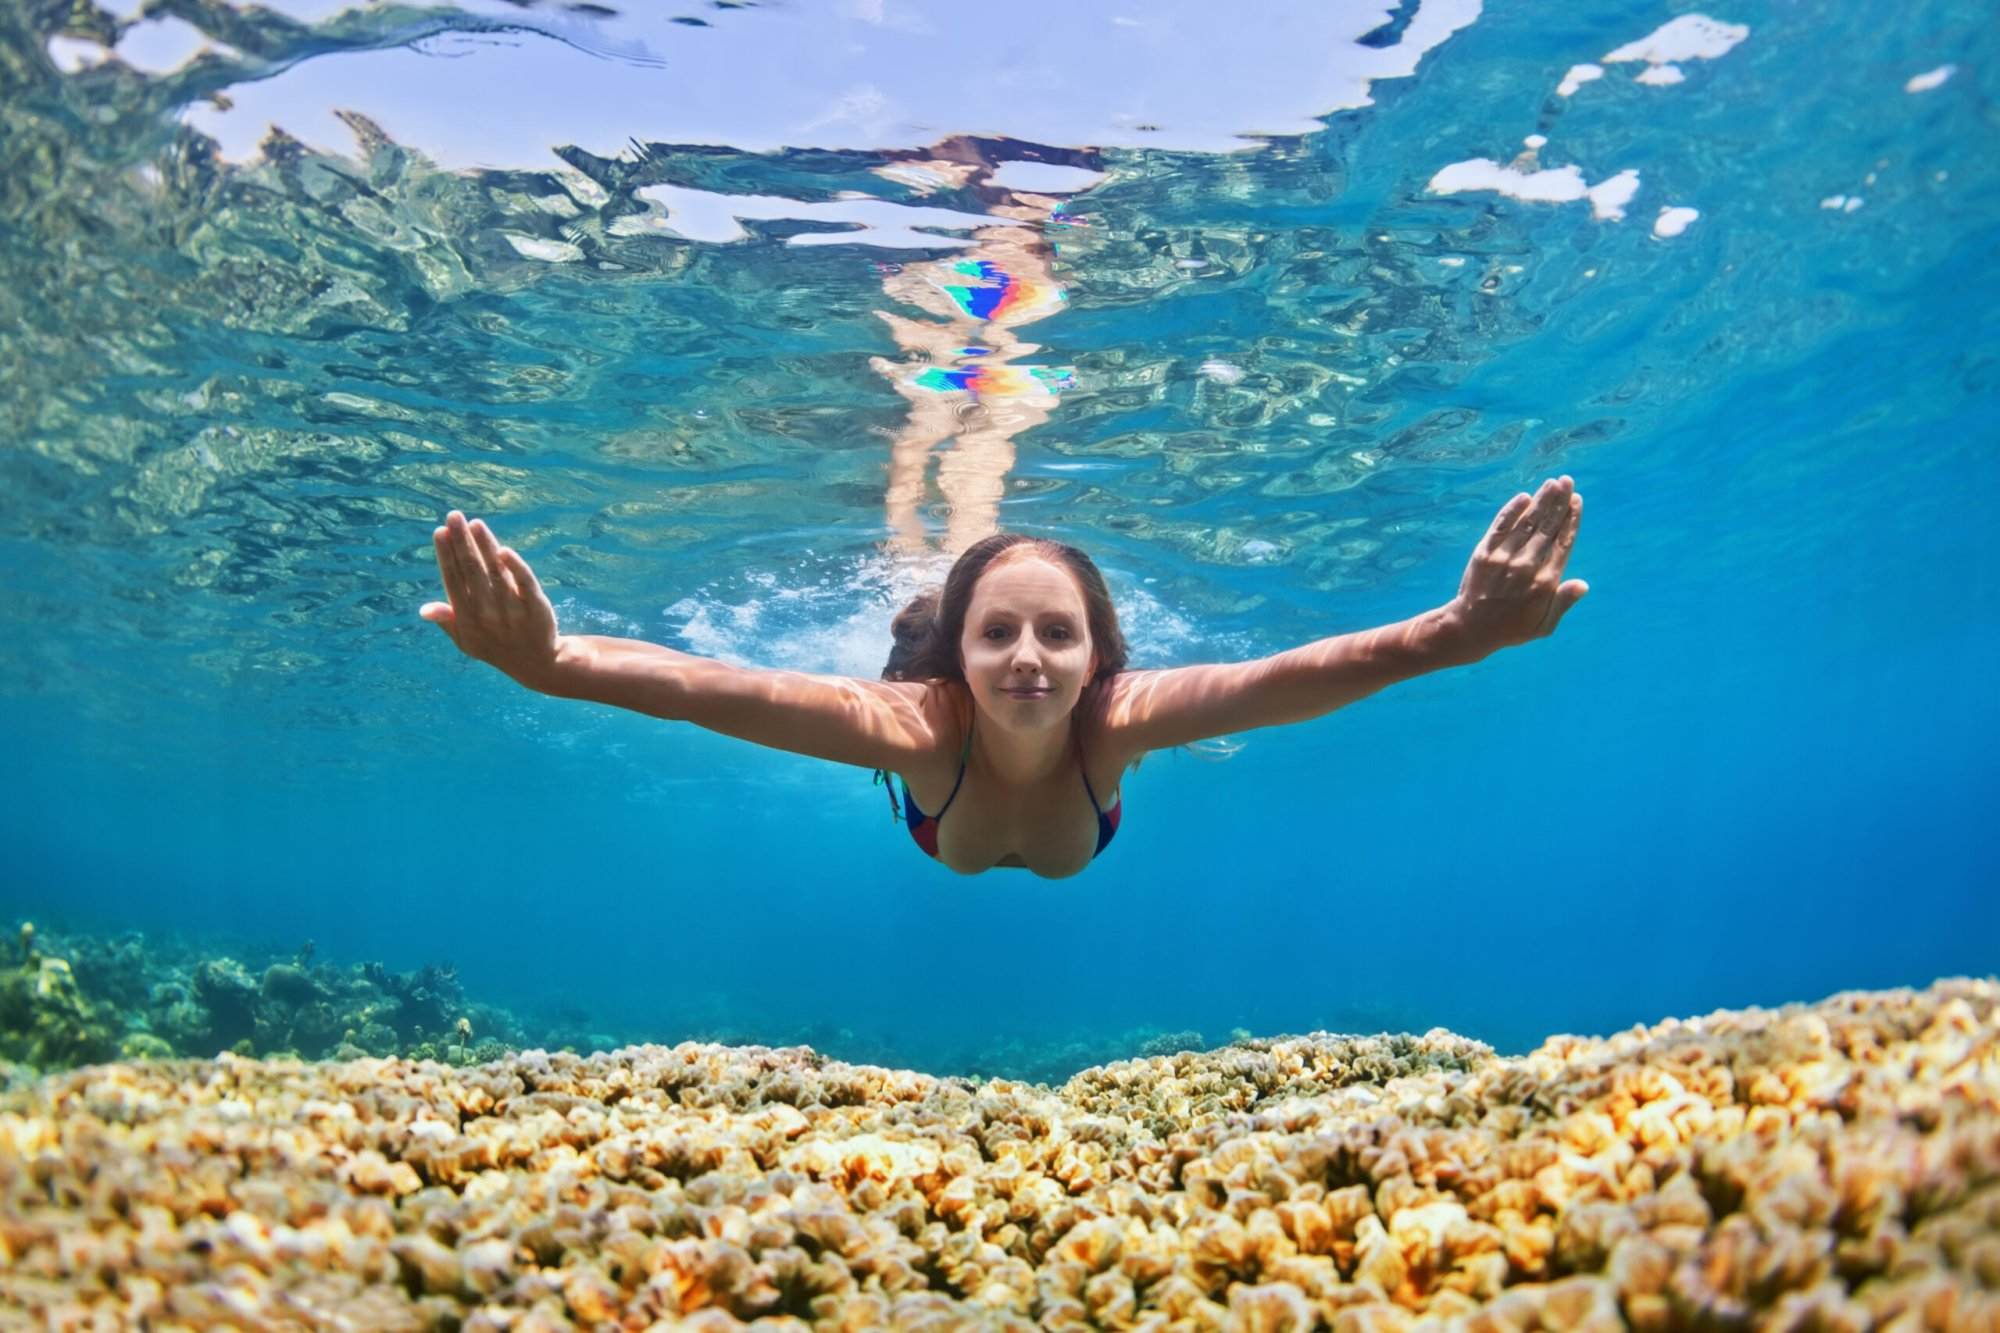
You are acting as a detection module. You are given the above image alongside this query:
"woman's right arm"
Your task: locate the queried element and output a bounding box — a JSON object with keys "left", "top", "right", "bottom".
{"left": 548, "top": 635, "right": 941, "bottom": 770}
{"left": 420, "top": 511, "right": 944, "bottom": 771}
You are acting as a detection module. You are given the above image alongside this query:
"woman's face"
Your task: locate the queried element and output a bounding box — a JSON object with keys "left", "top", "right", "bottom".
{"left": 959, "top": 554, "right": 1096, "bottom": 730}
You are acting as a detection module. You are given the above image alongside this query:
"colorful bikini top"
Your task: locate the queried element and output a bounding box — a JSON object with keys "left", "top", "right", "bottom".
{"left": 873, "top": 719, "right": 1121, "bottom": 863}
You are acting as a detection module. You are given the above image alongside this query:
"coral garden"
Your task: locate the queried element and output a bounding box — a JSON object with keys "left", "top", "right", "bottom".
{"left": 0, "top": 921, "right": 1388, "bottom": 1087}
{"left": 0, "top": 922, "right": 551, "bottom": 1076}
{"left": 2, "top": 977, "right": 1996, "bottom": 1329}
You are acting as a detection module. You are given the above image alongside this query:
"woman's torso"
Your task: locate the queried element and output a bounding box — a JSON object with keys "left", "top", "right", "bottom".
{"left": 900, "top": 680, "right": 1125, "bottom": 878}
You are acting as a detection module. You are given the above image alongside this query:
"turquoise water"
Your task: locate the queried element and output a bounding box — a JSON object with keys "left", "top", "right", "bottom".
{"left": 2, "top": 0, "right": 1994, "bottom": 1078}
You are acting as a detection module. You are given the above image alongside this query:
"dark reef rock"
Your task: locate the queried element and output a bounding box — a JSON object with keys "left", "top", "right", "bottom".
{"left": 259, "top": 961, "right": 319, "bottom": 1006}
{"left": 190, "top": 957, "right": 259, "bottom": 1051}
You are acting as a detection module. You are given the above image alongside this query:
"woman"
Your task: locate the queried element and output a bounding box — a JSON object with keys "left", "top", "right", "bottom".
{"left": 420, "top": 475, "right": 1587, "bottom": 878}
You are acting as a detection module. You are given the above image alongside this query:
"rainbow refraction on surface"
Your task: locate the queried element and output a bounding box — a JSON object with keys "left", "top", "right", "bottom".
{"left": 939, "top": 259, "right": 1068, "bottom": 324}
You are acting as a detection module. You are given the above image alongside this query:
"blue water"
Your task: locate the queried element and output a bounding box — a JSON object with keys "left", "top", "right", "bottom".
{"left": 1, "top": 0, "right": 1995, "bottom": 1078}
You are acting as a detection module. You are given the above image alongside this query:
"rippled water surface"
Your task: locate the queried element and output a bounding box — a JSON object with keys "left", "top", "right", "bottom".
{"left": 2, "top": 0, "right": 1995, "bottom": 1074}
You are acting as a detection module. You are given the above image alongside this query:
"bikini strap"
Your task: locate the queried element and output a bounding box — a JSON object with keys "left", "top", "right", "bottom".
{"left": 1074, "top": 719, "right": 1108, "bottom": 817}
{"left": 872, "top": 768, "right": 903, "bottom": 822}
{"left": 933, "top": 715, "right": 973, "bottom": 820}
{"left": 1079, "top": 767, "right": 1107, "bottom": 817}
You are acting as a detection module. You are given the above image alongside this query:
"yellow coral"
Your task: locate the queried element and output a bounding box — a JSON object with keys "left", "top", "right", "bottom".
{"left": 0, "top": 981, "right": 1994, "bottom": 1331}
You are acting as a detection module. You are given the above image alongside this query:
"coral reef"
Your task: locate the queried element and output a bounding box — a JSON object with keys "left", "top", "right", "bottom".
{"left": 0, "top": 948, "right": 118, "bottom": 1069}
{"left": 1, "top": 979, "right": 1995, "bottom": 1329}
{"left": 1139, "top": 1030, "right": 1209, "bottom": 1059}
{"left": 0, "top": 923, "right": 1419, "bottom": 1085}
{"left": 0, "top": 924, "right": 540, "bottom": 1074}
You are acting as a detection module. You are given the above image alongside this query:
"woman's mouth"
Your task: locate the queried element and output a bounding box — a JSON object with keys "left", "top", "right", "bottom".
{"left": 1002, "top": 686, "right": 1052, "bottom": 699}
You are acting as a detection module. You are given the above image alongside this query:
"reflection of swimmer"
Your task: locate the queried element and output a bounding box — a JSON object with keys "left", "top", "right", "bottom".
{"left": 869, "top": 141, "right": 1079, "bottom": 557}
{"left": 909, "top": 363, "right": 1075, "bottom": 397}
{"left": 933, "top": 258, "right": 1068, "bottom": 325}
{"left": 421, "top": 477, "right": 1590, "bottom": 879}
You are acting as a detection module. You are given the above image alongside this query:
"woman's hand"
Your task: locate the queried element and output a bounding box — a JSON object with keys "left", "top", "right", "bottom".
{"left": 1444, "top": 475, "right": 1590, "bottom": 659}
{"left": 419, "top": 511, "right": 565, "bottom": 691}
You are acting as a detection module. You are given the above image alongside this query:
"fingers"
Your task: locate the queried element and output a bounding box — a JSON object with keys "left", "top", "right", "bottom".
{"left": 497, "top": 546, "right": 547, "bottom": 608}
{"left": 430, "top": 511, "right": 523, "bottom": 629}
{"left": 449, "top": 510, "right": 497, "bottom": 595}
{"left": 1477, "top": 493, "right": 1535, "bottom": 560}
{"left": 434, "top": 518, "right": 471, "bottom": 610}
{"left": 1548, "top": 491, "right": 1583, "bottom": 575}
{"left": 468, "top": 517, "right": 521, "bottom": 600}
{"left": 1545, "top": 578, "right": 1590, "bottom": 632}
{"left": 497, "top": 546, "right": 557, "bottom": 630}
{"left": 1503, "top": 476, "right": 1574, "bottom": 560}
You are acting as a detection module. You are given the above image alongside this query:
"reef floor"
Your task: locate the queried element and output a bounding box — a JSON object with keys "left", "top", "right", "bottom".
{"left": 2, "top": 979, "right": 1996, "bottom": 1331}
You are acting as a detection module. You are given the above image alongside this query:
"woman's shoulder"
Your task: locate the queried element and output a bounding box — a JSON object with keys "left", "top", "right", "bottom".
{"left": 1083, "top": 669, "right": 1152, "bottom": 725}
{"left": 1079, "top": 673, "right": 1146, "bottom": 767}
{"left": 910, "top": 677, "right": 973, "bottom": 758}
{"left": 890, "top": 680, "right": 973, "bottom": 794}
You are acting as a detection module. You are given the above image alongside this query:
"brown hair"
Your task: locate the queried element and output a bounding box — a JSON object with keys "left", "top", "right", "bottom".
{"left": 883, "top": 534, "right": 1128, "bottom": 688}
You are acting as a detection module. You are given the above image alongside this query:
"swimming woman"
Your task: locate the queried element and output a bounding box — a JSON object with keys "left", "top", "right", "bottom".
{"left": 420, "top": 475, "right": 1587, "bottom": 878}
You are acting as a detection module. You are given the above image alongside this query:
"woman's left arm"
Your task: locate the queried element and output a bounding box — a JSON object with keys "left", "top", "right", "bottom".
{"left": 1100, "top": 476, "right": 1589, "bottom": 754}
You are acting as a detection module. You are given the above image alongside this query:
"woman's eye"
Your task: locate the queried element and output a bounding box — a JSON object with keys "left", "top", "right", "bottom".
{"left": 1046, "top": 625, "right": 1072, "bottom": 641}
{"left": 984, "top": 626, "right": 1009, "bottom": 640}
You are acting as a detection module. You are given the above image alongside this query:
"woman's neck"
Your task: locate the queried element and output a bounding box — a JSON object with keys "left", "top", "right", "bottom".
{"left": 968, "top": 706, "right": 1075, "bottom": 788}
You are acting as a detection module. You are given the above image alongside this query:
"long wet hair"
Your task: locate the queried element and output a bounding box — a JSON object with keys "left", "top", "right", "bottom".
{"left": 882, "top": 534, "right": 1128, "bottom": 690}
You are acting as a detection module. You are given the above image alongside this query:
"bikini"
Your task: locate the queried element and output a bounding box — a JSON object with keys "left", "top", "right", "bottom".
{"left": 875, "top": 718, "right": 1121, "bottom": 863}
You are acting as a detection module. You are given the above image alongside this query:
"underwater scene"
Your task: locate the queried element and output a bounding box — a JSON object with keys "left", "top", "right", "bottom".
{"left": 2, "top": 0, "right": 1997, "bottom": 1326}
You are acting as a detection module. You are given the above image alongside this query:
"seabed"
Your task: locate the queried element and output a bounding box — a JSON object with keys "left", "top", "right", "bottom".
{"left": 2, "top": 976, "right": 1996, "bottom": 1330}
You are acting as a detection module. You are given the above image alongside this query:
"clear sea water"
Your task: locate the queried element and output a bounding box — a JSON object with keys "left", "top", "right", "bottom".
{"left": 2, "top": 0, "right": 1994, "bottom": 1080}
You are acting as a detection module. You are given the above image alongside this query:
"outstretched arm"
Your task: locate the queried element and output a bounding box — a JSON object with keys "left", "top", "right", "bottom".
{"left": 418, "top": 511, "right": 944, "bottom": 771}
{"left": 1099, "top": 476, "right": 1589, "bottom": 755}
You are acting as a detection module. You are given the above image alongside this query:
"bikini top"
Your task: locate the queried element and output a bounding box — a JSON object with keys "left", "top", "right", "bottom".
{"left": 874, "top": 718, "right": 1121, "bottom": 864}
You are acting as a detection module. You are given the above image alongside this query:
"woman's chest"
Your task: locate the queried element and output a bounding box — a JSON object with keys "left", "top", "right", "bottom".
{"left": 929, "top": 770, "right": 1101, "bottom": 878}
